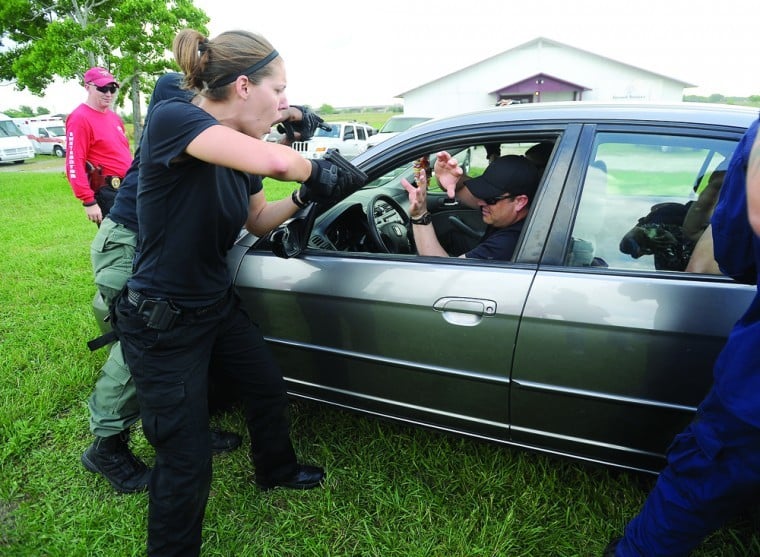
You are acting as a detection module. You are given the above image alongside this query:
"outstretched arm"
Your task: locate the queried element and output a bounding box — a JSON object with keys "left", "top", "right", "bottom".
{"left": 245, "top": 189, "right": 301, "bottom": 236}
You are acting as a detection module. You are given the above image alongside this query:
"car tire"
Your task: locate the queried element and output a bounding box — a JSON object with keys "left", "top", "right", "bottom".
{"left": 53, "top": 145, "right": 65, "bottom": 157}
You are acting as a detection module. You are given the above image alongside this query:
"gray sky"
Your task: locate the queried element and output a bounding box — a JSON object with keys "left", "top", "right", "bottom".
{"left": 1, "top": 0, "right": 756, "bottom": 113}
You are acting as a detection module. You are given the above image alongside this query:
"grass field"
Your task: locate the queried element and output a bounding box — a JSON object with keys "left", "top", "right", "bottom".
{"left": 1, "top": 169, "right": 759, "bottom": 556}
{"left": 320, "top": 111, "right": 393, "bottom": 130}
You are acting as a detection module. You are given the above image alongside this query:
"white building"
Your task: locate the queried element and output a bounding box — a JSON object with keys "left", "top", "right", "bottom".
{"left": 398, "top": 37, "right": 695, "bottom": 118}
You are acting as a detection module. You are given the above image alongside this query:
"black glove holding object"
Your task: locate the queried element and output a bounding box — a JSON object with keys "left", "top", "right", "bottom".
{"left": 277, "top": 105, "right": 330, "bottom": 142}
{"left": 297, "top": 159, "right": 339, "bottom": 206}
{"left": 296, "top": 154, "right": 367, "bottom": 207}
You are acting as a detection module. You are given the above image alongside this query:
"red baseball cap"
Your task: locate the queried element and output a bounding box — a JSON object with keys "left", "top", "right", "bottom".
{"left": 84, "top": 67, "right": 118, "bottom": 87}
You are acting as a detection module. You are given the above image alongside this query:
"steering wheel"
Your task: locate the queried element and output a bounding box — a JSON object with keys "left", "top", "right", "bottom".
{"left": 366, "top": 194, "right": 413, "bottom": 254}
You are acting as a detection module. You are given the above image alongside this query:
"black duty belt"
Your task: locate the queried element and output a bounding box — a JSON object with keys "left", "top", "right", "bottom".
{"left": 127, "top": 288, "right": 228, "bottom": 330}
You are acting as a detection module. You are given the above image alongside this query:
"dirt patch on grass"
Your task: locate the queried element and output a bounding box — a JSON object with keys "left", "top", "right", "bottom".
{"left": 0, "top": 499, "right": 18, "bottom": 545}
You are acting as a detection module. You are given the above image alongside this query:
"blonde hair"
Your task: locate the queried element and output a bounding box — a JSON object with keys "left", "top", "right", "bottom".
{"left": 173, "top": 28, "right": 279, "bottom": 101}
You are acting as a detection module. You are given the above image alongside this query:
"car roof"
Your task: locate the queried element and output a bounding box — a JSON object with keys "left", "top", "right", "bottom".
{"left": 413, "top": 101, "right": 759, "bottom": 133}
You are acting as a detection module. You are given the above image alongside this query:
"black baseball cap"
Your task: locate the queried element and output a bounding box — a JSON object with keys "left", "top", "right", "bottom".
{"left": 465, "top": 155, "right": 540, "bottom": 200}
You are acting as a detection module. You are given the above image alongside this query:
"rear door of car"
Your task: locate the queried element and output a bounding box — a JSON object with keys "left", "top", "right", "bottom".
{"left": 511, "top": 121, "right": 756, "bottom": 472}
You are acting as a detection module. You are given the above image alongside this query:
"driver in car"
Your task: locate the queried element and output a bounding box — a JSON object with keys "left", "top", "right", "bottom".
{"left": 402, "top": 151, "right": 540, "bottom": 260}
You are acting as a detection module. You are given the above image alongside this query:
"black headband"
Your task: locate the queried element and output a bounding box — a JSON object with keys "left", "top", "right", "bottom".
{"left": 213, "top": 49, "right": 279, "bottom": 88}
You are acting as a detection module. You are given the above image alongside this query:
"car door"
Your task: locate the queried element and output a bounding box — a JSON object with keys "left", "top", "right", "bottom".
{"left": 233, "top": 124, "right": 578, "bottom": 442}
{"left": 341, "top": 124, "right": 360, "bottom": 158}
{"left": 511, "top": 122, "right": 756, "bottom": 472}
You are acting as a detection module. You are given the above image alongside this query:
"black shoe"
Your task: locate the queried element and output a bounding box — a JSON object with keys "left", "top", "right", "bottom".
{"left": 255, "top": 464, "right": 325, "bottom": 491}
{"left": 210, "top": 428, "right": 242, "bottom": 455}
{"left": 81, "top": 432, "right": 151, "bottom": 494}
{"left": 602, "top": 537, "right": 622, "bottom": 557}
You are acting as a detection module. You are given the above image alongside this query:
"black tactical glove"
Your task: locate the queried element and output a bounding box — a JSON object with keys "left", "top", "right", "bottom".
{"left": 277, "top": 105, "right": 331, "bottom": 142}
{"left": 297, "top": 152, "right": 368, "bottom": 206}
{"left": 298, "top": 159, "right": 339, "bottom": 205}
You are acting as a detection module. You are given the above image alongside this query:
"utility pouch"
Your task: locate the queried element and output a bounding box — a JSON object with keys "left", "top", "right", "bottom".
{"left": 138, "top": 298, "right": 181, "bottom": 331}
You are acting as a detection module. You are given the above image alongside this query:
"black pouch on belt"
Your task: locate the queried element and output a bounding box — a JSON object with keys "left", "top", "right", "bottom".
{"left": 137, "top": 298, "right": 181, "bottom": 331}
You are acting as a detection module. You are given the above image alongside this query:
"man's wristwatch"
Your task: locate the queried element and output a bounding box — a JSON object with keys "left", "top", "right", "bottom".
{"left": 410, "top": 212, "right": 433, "bottom": 225}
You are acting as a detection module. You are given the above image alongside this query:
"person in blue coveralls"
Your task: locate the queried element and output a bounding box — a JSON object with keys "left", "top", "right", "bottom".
{"left": 603, "top": 116, "right": 760, "bottom": 556}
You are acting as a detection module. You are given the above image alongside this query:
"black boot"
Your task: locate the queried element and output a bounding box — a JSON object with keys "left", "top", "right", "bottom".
{"left": 255, "top": 464, "right": 326, "bottom": 491}
{"left": 81, "top": 430, "right": 151, "bottom": 493}
{"left": 210, "top": 428, "right": 242, "bottom": 455}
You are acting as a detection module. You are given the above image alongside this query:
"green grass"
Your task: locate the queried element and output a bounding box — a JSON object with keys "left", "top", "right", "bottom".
{"left": 322, "top": 111, "right": 392, "bottom": 131}
{"left": 1, "top": 171, "right": 758, "bottom": 556}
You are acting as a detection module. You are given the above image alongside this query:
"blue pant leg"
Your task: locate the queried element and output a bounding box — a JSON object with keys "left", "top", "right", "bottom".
{"left": 616, "top": 390, "right": 760, "bottom": 557}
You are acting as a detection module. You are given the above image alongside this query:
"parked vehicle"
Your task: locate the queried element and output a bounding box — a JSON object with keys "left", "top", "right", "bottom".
{"left": 0, "top": 113, "right": 35, "bottom": 164}
{"left": 96, "top": 102, "right": 758, "bottom": 475}
{"left": 291, "top": 121, "right": 375, "bottom": 160}
{"left": 366, "top": 115, "right": 432, "bottom": 149}
{"left": 13, "top": 116, "right": 66, "bottom": 157}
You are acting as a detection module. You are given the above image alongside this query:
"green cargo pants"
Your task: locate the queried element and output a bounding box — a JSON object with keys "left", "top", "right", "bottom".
{"left": 88, "top": 217, "right": 139, "bottom": 437}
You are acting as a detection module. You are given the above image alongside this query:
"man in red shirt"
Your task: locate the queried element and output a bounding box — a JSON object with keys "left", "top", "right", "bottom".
{"left": 65, "top": 67, "right": 132, "bottom": 225}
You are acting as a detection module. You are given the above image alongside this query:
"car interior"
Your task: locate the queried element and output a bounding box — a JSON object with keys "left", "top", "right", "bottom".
{"left": 569, "top": 133, "right": 735, "bottom": 273}
{"left": 268, "top": 138, "right": 560, "bottom": 260}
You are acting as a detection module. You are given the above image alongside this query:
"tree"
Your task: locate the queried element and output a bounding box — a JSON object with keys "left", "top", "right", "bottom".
{"left": 0, "top": 0, "right": 208, "bottom": 142}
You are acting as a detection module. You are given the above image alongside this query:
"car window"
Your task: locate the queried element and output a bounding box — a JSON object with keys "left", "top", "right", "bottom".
{"left": 356, "top": 127, "right": 366, "bottom": 141}
{"left": 306, "top": 136, "right": 559, "bottom": 258}
{"left": 344, "top": 126, "right": 355, "bottom": 140}
{"left": 567, "top": 132, "right": 735, "bottom": 273}
{"left": 314, "top": 125, "right": 340, "bottom": 139}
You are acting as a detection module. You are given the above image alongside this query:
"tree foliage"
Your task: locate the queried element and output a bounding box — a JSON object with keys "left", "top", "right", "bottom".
{"left": 0, "top": 0, "right": 209, "bottom": 138}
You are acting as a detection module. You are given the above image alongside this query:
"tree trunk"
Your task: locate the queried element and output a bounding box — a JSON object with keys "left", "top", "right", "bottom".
{"left": 131, "top": 74, "right": 143, "bottom": 148}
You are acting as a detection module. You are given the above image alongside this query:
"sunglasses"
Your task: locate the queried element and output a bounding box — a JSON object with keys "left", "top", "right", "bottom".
{"left": 482, "top": 194, "right": 516, "bottom": 205}
{"left": 90, "top": 83, "right": 118, "bottom": 94}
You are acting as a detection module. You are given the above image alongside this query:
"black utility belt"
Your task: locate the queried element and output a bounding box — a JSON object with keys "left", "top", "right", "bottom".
{"left": 127, "top": 288, "right": 228, "bottom": 330}
{"left": 104, "top": 175, "right": 123, "bottom": 189}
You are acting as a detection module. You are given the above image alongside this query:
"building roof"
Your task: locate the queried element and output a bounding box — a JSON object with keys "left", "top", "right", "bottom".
{"left": 396, "top": 36, "right": 697, "bottom": 98}
{"left": 490, "top": 73, "right": 591, "bottom": 96}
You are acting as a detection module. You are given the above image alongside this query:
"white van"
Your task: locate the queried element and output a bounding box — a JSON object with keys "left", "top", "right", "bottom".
{"left": 13, "top": 116, "right": 66, "bottom": 157}
{"left": 0, "top": 113, "right": 35, "bottom": 164}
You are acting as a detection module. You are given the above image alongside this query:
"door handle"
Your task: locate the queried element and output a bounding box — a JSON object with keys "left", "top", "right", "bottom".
{"left": 433, "top": 297, "right": 496, "bottom": 326}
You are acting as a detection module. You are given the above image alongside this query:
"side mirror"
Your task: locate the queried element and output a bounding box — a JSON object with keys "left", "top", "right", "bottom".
{"left": 270, "top": 205, "right": 317, "bottom": 259}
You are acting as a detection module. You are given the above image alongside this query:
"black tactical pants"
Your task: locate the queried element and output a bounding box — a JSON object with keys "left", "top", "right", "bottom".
{"left": 113, "top": 288, "right": 297, "bottom": 557}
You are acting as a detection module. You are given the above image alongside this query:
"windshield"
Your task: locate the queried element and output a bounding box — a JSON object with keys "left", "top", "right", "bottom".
{"left": 314, "top": 125, "right": 341, "bottom": 139}
{"left": 378, "top": 117, "right": 430, "bottom": 134}
{"left": 0, "top": 121, "right": 23, "bottom": 138}
{"left": 47, "top": 126, "right": 65, "bottom": 137}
